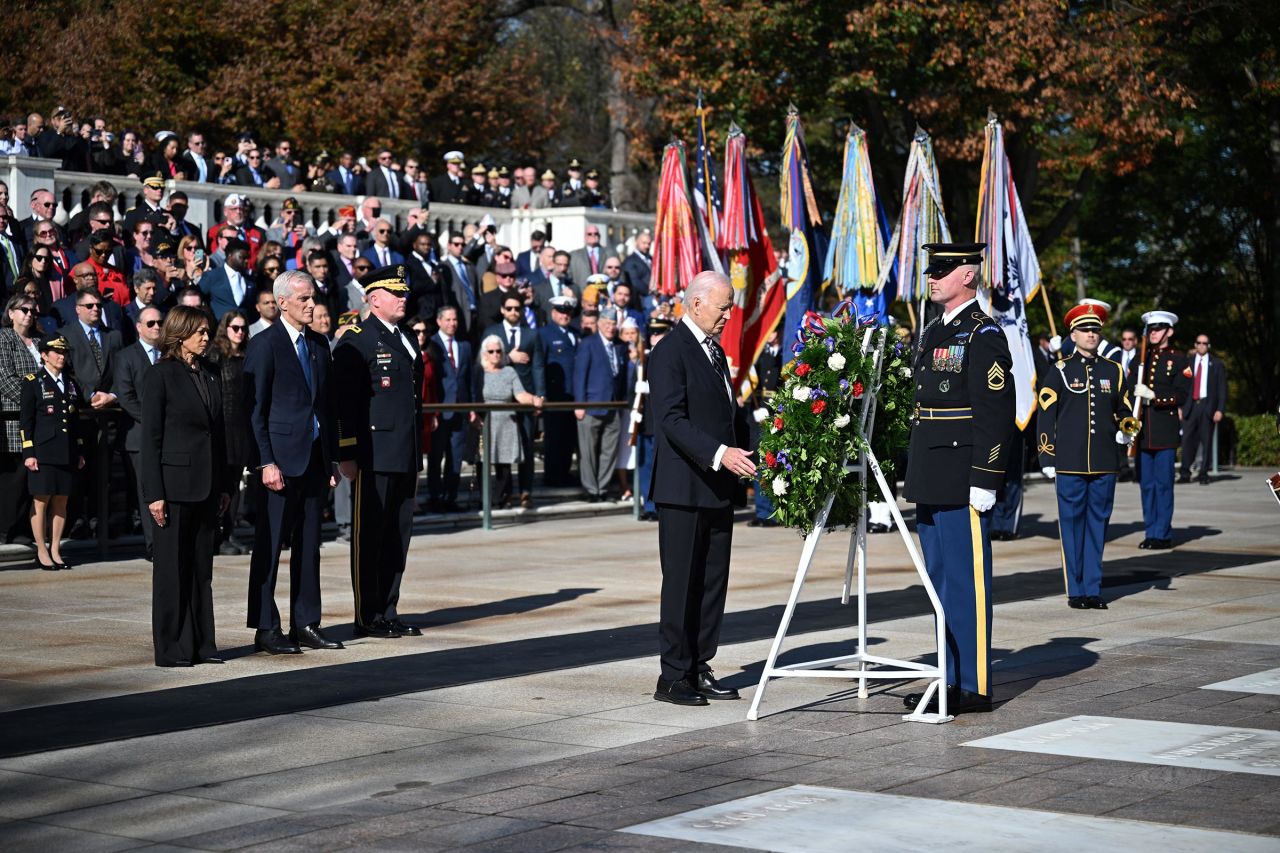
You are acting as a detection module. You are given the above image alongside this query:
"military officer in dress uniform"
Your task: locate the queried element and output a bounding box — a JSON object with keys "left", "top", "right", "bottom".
{"left": 558, "top": 158, "right": 585, "bottom": 207}
{"left": 1036, "top": 303, "right": 1132, "bottom": 609}
{"left": 1133, "top": 309, "right": 1189, "bottom": 550}
{"left": 333, "top": 265, "right": 425, "bottom": 638}
{"left": 902, "top": 242, "right": 1015, "bottom": 716}
{"left": 538, "top": 295, "right": 579, "bottom": 486}
{"left": 20, "top": 336, "right": 86, "bottom": 571}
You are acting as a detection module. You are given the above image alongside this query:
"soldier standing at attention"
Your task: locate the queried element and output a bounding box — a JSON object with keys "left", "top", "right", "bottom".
{"left": 1133, "top": 310, "right": 1189, "bottom": 550}
{"left": 1036, "top": 303, "right": 1132, "bottom": 610}
{"left": 334, "top": 265, "right": 425, "bottom": 639}
{"left": 902, "top": 243, "right": 1015, "bottom": 716}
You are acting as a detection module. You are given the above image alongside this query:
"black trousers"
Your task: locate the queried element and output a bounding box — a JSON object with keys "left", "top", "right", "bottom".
{"left": 657, "top": 503, "right": 733, "bottom": 682}
{"left": 543, "top": 410, "right": 576, "bottom": 486}
{"left": 128, "top": 451, "right": 155, "bottom": 548}
{"left": 352, "top": 469, "right": 415, "bottom": 626}
{"left": 428, "top": 416, "right": 466, "bottom": 502}
{"left": 152, "top": 495, "right": 218, "bottom": 665}
{"left": 1180, "top": 400, "right": 1215, "bottom": 478}
{"left": 516, "top": 411, "right": 535, "bottom": 493}
{"left": 0, "top": 452, "right": 30, "bottom": 542}
{"left": 247, "top": 442, "right": 325, "bottom": 631}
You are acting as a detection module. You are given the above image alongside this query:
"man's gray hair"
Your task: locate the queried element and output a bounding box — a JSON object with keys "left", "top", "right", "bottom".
{"left": 685, "top": 270, "right": 730, "bottom": 302}
{"left": 300, "top": 236, "right": 324, "bottom": 255}
{"left": 274, "top": 269, "right": 314, "bottom": 300}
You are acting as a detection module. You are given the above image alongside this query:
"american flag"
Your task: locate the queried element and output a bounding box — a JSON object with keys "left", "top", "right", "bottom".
{"left": 693, "top": 92, "right": 722, "bottom": 250}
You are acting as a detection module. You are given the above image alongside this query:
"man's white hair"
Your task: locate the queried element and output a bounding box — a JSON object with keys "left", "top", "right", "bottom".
{"left": 273, "top": 269, "right": 314, "bottom": 300}
{"left": 686, "top": 270, "right": 730, "bottom": 302}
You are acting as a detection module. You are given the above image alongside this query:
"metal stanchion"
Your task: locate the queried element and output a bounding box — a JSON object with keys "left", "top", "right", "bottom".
{"left": 1211, "top": 423, "right": 1220, "bottom": 475}
{"left": 481, "top": 415, "right": 492, "bottom": 531}
{"left": 95, "top": 416, "right": 111, "bottom": 558}
{"left": 632, "top": 457, "right": 641, "bottom": 521}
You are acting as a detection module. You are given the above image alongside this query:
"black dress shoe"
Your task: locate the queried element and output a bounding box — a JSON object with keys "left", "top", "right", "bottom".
{"left": 867, "top": 522, "right": 890, "bottom": 534}
{"left": 291, "top": 624, "right": 344, "bottom": 650}
{"left": 1068, "top": 596, "right": 1088, "bottom": 609}
{"left": 654, "top": 676, "right": 708, "bottom": 706}
{"left": 388, "top": 619, "right": 422, "bottom": 637}
{"left": 1148, "top": 538, "right": 1174, "bottom": 550}
{"left": 157, "top": 659, "right": 193, "bottom": 667}
{"left": 255, "top": 628, "right": 302, "bottom": 655}
{"left": 1085, "top": 595, "right": 1108, "bottom": 609}
{"left": 196, "top": 655, "right": 225, "bottom": 664}
{"left": 354, "top": 617, "right": 402, "bottom": 639}
{"left": 903, "top": 686, "right": 992, "bottom": 715}
{"left": 1198, "top": 477, "right": 1210, "bottom": 485}
{"left": 1177, "top": 474, "right": 1191, "bottom": 484}
{"left": 1138, "top": 538, "right": 1154, "bottom": 550}
{"left": 693, "top": 671, "right": 740, "bottom": 700}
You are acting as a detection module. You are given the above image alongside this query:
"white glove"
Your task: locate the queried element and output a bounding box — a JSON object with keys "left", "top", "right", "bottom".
{"left": 1048, "top": 335, "right": 1062, "bottom": 353}
{"left": 1042, "top": 466, "right": 1056, "bottom": 480}
{"left": 969, "top": 487, "right": 997, "bottom": 512}
{"left": 632, "top": 412, "right": 643, "bottom": 424}
{"left": 634, "top": 380, "right": 650, "bottom": 394}
{"left": 1115, "top": 430, "right": 1133, "bottom": 446}
{"left": 1134, "top": 383, "right": 1155, "bottom": 400}
{"left": 753, "top": 407, "right": 769, "bottom": 423}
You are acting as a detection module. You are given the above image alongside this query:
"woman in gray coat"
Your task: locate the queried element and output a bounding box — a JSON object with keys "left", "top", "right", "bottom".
{"left": 0, "top": 293, "right": 42, "bottom": 544}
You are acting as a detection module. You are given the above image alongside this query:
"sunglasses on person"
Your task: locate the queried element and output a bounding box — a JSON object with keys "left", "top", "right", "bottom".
{"left": 36, "top": 229, "right": 55, "bottom": 237}
{"left": 12, "top": 306, "right": 33, "bottom": 315}
{"left": 36, "top": 201, "right": 54, "bottom": 210}
{"left": 354, "top": 264, "right": 372, "bottom": 273}
{"left": 228, "top": 323, "right": 246, "bottom": 332}
{"left": 91, "top": 218, "right": 111, "bottom": 227}
{"left": 143, "top": 319, "right": 162, "bottom": 328}
{"left": 32, "top": 254, "right": 51, "bottom": 262}
{"left": 80, "top": 301, "right": 103, "bottom": 309}
{"left": 375, "top": 228, "right": 390, "bottom": 234}
{"left": 502, "top": 304, "right": 522, "bottom": 311}
{"left": 450, "top": 240, "right": 464, "bottom": 247}
{"left": 484, "top": 348, "right": 502, "bottom": 354}
{"left": 412, "top": 327, "right": 427, "bottom": 335}
{"left": 248, "top": 154, "right": 261, "bottom": 161}
{"left": 1195, "top": 339, "right": 1209, "bottom": 346}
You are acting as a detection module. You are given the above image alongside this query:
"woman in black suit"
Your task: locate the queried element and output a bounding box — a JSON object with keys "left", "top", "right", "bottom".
{"left": 142, "top": 305, "right": 231, "bottom": 667}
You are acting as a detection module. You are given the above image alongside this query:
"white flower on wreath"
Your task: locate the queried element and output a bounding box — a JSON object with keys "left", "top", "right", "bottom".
{"left": 827, "top": 352, "right": 846, "bottom": 371}
{"left": 901, "top": 366, "right": 912, "bottom": 378}
{"left": 772, "top": 478, "right": 789, "bottom": 497}
{"left": 833, "top": 413, "right": 850, "bottom": 429}
{"left": 791, "top": 385, "right": 811, "bottom": 401}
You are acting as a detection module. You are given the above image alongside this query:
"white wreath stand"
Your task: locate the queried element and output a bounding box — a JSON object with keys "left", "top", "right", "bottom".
{"left": 747, "top": 327, "right": 953, "bottom": 724}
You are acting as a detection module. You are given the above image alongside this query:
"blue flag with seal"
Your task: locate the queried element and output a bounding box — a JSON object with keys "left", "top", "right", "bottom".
{"left": 780, "top": 106, "right": 827, "bottom": 363}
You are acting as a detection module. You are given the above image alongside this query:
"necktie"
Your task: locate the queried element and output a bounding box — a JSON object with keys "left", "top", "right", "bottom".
{"left": 379, "top": 247, "right": 388, "bottom": 266}
{"left": 230, "top": 270, "right": 244, "bottom": 305}
{"left": 148, "top": 346, "right": 157, "bottom": 365}
{"left": 607, "top": 340, "right": 618, "bottom": 377}
{"left": 446, "top": 337, "right": 456, "bottom": 369}
{"left": 508, "top": 325, "right": 518, "bottom": 349}
{"left": 707, "top": 337, "right": 726, "bottom": 379}
{"left": 1193, "top": 357, "right": 1203, "bottom": 401}
{"left": 0, "top": 235, "right": 17, "bottom": 278}
{"left": 88, "top": 327, "right": 103, "bottom": 368}
{"left": 296, "top": 333, "right": 313, "bottom": 391}
{"left": 589, "top": 248, "right": 598, "bottom": 274}
{"left": 385, "top": 168, "right": 398, "bottom": 198}
{"left": 455, "top": 260, "right": 475, "bottom": 308}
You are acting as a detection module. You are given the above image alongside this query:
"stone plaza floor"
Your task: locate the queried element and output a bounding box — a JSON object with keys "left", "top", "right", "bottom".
{"left": 0, "top": 470, "right": 1278, "bottom": 851}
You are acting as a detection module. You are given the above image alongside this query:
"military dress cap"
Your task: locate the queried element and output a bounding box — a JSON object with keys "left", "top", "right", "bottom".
{"left": 585, "top": 273, "right": 610, "bottom": 285}
{"left": 567, "top": 158, "right": 583, "bottom": 170}
{"left": 40, "top": 335, "right": 70, "bottom": 353}
{"left": 1077, "top": 297, "right": 1112, "bottom": 312}
{"left": 281, "top": 197, "right": 300, "bottom": 211}
{"left": 922, "top": 242, "right": 986, "bottom": 274}
{"left": 585, "top": 169, "right": 600, "bottom": 180}
{"left": 549, "top": 295, "right": 577, "bottom": 312}
{"left": 362, "top": 264, "right": 410, "bottom": 295}
{"left": 224, "top": 192, "right": 244, "bottom": 207}
{"left": 443, "top": 150, "right": 465, "bottom": 163}
{"left": 142, "top": 173, "right": 166, "bottom": 189}
{"left": 647, "top": 317, "right": 673, "bottom": 334}
{"left": 153, "top": 238, "right": 177, "bottom": 259}
{"left": 540, "top": 169, "right": 557, "bottom": 181}
{"left": 1141, "top": 309, "right": 1179, "bottom": 328}
{"left": 497, "top": 165, "right": 511, "bottom": 178}
{"left": 1065, "top": 302, "right": 1107, "bottom": 331}
{"left": 487, "top": 167, "right": 500, "bottom": 180}
{"left": 471, "top": 163, "right": 487, "bottom": 175}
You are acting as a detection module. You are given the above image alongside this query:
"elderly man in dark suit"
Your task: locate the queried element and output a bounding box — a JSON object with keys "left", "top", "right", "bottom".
{"left": 113, "top": 305, "right": 164, "bottom": 561}
{"left": 1179, "top": 332, "right": 1228, "bottom": 485}
{"left": 425, "top": 305, "right": 472, "bottom": 512}
{"left": 484, "top": 287, "right": 546, "bottom": 507}
{"left": 621, "top": 230, "right": 653, "bottom": 305}
{"left": 647, "top": 270, "right": 755, "bottom": 706}
{"left": 243, "top": 269, "right": 342, "bottom": 656}
{"left": 573, "top": 306, "right": 629, "bottom": 502}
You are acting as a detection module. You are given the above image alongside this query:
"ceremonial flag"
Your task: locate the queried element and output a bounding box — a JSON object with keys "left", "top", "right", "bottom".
{"left": 717, "top": 122, "right": 782, "bottom": 393}
{"left": 651, "top": 141, "right": 699, "bottom": 297}
{"left": 880, "top": 128, "right": 950, "bottom": 317}
{"left": 975, "top": 112, "right": 1041, "bottom": 429}
{"left": 692, "top": 92, "right": 724, "bottom": 273}
{"left": 779, "top": 106, "right": 827, "bottom": 363}
{"left": 825, "top": 123, "right": 890, "bottom": 323}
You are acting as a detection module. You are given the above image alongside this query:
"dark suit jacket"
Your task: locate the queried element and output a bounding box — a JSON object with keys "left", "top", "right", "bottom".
{"left": 405, "top": 253, "right": 452, "bottom": 325}
{"left": 243, "top": 320, "right": 337, "bottom": 477}
{"left": 1182, "top": 354, "right": 1227, "bottom": 416}
{"left": 429, "top": 175, "right": 465, "bottom": 205}
{"left": 573, "top": 332, "right": 627, "bottom": 418}
{"left": 52, "top": 294, "right": 127, "bottom": 339}
{"left": 478, "top": 286, "right": 522, "bottom": 332}
{"left": 199, "top": 264, "right": 257, "bottom": 321}
{"left": 59, "top": 320, "right": 123, "bottom": 403}
{"left": 113, "top": 342, "right": 158, "bottom": 453}
{"left": 325, "top": 167, "right": 365, "bottom": 196}
{"left": 483, "top": 322, "right": 546, "bottom": 398}
{"left": 234, "top": 165, "right": 268, "bottom": 188}
{"left": 441, "top": 258, "right": 478, "bottom": 339}
{"left": 425, "top": 334, "right": 472, "bottom": 423}
{"left": 264, "top": 156, "right": 301, "bottom": 187}
{"left": 621, "top": 252, "right": 652, "bottom": 299}
{"left": 365, "top": 167, "right": 406, "bottom": 200}
{"left": 140, "top": 358, "right": 227, "bottom": 504}
{"left": 647, "top": 321, "right": 745, "bottom": 509}
{"left": 514, "top": 249, "right": 539, "bottom": 278}
{"left": 360, "top": 245, "right": 405, "bottom": 269}
{"left": 179, "top": 150, "right": 212, "bottom": 183}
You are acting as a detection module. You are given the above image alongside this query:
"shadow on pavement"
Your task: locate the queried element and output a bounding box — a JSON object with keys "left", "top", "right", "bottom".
{"left": 0, "top": 548, "right": 1269, "bottom": 758}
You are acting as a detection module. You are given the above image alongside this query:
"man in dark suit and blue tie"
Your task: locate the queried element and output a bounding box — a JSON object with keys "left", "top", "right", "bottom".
{"left": 514, "top": 231, "right": 546, "bottom": 278}
{"left": 326, "top": 152, "right": 365, "bottom": 196}
{"left": 199, "top": 238, "right": 255, "bottom": 321}
{"left": 573, "top": 306, "right": 629, "bottom": 501}
{"left": 425, "top": 305, "right": 473, "bottom": 512}
{"left": 243, "top": 269, "right": 343, "bottom": 655}
{"left": 648, "top": 271, "right": 755, "bottom": 706}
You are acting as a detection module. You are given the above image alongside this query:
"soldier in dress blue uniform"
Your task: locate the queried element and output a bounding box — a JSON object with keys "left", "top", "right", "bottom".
{"left": 1036, "top": 303, "right": 1132, "bottom": 609}
{"left": 19, "top": 336, "right": 86, "bottom": 570}
{"left": 538, "top": 295, "right": 580, "bottom": 486}
{"left": 902, "top": 242, "right": 1015, "bottom": 715}
{"left": 1133, "top": 310, "right": 1189, "bottom": 550}
{"left": 333, "top": 265, "right": 425, "bottom": 639}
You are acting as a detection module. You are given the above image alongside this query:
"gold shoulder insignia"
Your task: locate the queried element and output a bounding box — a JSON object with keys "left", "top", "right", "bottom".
{"left": 1038, "top": 386, "right": 1058, "bottom": 410}
{"left": 24, "top": 373, "right": 35, "bottom": 381}
{"left": 348, "top": 324, "right": 362, "bottom": 334}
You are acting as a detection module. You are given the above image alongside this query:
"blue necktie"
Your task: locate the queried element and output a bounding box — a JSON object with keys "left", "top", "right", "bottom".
{"left": 455, "top": 260, "right": 475, "bottom": 308}
{"left": 296, "top": 333, "right": 320, "bottom": 439}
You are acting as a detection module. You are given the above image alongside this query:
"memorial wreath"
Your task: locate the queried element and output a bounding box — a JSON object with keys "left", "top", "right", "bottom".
{"left": 756, "top": 303, "right": 914, "bottom": 534}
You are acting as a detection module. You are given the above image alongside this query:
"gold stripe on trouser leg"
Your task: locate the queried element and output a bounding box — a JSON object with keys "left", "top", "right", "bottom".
{"left": 969, "top": 506, "right": 988, "bottom": 696}
{"left": 1058, "top": 517, "right": 1068, "bottom": 595}
{"left": 352, "top": 470, "right": 362, "bottom": 623}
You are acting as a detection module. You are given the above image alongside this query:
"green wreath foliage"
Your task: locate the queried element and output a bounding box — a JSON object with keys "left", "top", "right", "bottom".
{"left": 757, "top": 316, "right": 914, "bottom": 535}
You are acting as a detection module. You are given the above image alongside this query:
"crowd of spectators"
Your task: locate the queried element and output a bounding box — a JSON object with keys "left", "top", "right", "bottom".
{"left": 0, "top": 110, "right": 679, "bottom": 558}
